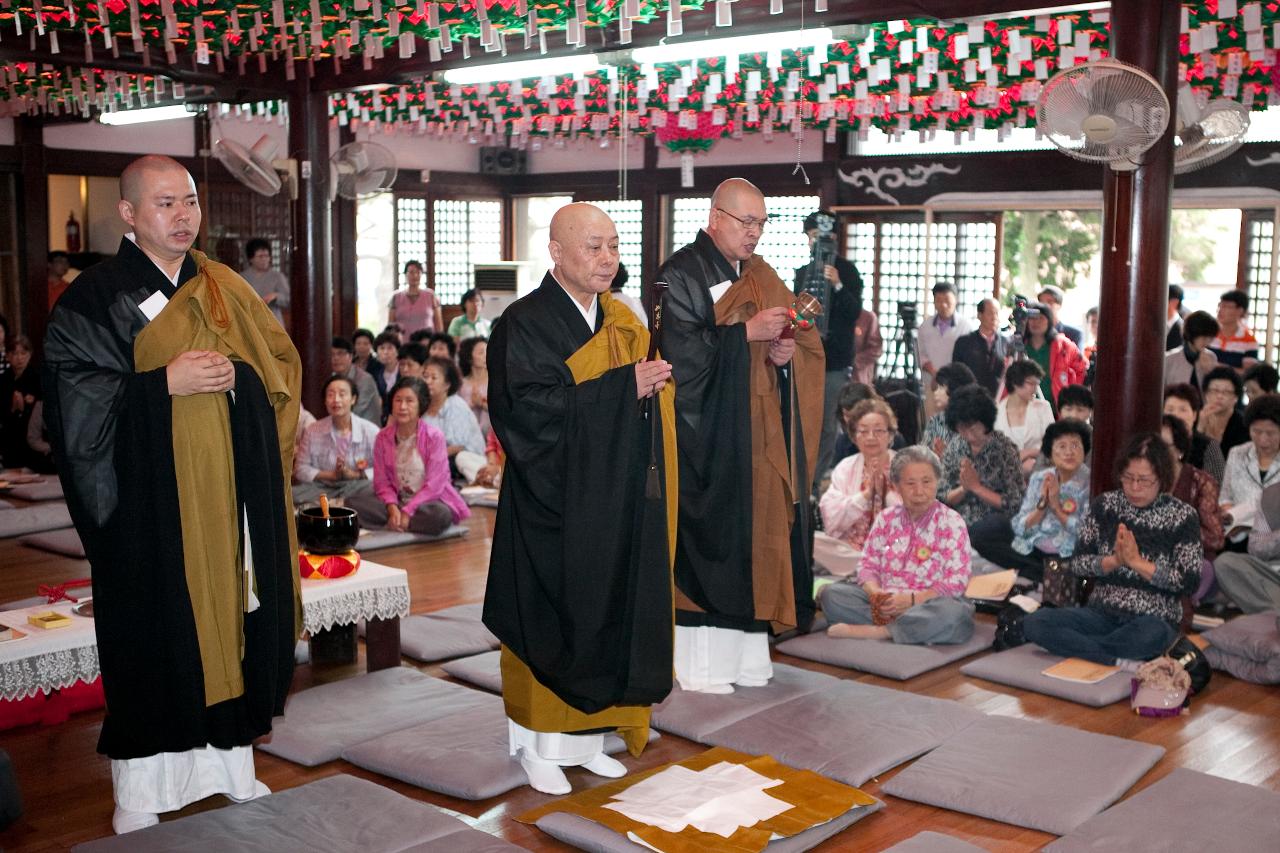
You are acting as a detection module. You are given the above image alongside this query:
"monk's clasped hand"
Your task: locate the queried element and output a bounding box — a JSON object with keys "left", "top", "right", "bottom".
{"left": 635, "top": 358, "right": 672, "bottom": 399}
{"left": 166, "top": 350, "right": 236, "bottom": 397}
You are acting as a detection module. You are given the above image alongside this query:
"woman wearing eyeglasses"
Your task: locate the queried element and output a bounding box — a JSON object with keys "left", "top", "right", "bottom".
{"left": 818, "top": 399, "right": 902, "bottom": 576}
{"left": 1022, "top": 433, "right": 1202, "bottom": 668}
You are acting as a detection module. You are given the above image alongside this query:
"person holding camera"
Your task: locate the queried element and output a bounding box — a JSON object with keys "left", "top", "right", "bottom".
{"left": 917, "top": 282, "right": 972, "bottom": 419}
{"left": 795, "top": 210, "right": 863, "bottom": 481}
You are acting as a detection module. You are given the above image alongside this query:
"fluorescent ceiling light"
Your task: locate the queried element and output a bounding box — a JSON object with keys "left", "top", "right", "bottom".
{"left": 631, "top": 27, "right": 834, "bottom": 65}
{"left": 442, "top": 54, "right": 605, "bottom": 85}
{"left": 99, "top": 104, "right": 195, "bottom": 126}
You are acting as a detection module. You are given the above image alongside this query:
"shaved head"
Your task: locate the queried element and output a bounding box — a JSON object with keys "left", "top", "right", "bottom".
{"left": 119, "top": 155, "right": 193, "bottom": 204}
{"left": 706, "top": 178, "right": 767, "bottom": 263}
{"left": 549, "top": 203, "right": 619, "bottom": 307}
{"left": 118, "top": 154, "right": 201, "bottom": 269}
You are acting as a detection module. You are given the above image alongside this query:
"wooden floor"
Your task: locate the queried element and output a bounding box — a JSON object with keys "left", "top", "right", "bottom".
{"left": 2, "top": 505, "right": 1279, "bottom": 852}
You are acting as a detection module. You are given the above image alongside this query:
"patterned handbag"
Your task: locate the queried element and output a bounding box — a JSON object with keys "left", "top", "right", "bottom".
{"left": 1040, "top": 555, "right": 1079, "bottom": 608}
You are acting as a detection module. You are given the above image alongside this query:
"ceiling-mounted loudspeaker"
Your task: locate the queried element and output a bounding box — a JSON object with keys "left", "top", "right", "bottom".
{"left": 479, "top": 147, "right": 527, "bottom": 175}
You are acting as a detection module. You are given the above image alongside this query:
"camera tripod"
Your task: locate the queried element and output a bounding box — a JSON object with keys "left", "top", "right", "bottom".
{"left": 886, "top": 317, "right": 921, "bottom": 397}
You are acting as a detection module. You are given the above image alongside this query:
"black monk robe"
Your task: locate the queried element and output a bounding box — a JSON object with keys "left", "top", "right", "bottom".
{"left": 483, "top": 272, "right": 675, "bottom": 716}
{"left": 43, "top": 237, "right": 298, "bottom": 759}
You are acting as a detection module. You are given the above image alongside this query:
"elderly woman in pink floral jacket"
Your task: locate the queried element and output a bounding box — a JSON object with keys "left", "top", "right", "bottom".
{"left": 818, "top": 445, "right": 975, "bottom": 644}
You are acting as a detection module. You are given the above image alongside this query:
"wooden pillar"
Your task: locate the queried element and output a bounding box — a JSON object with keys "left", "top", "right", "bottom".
{"left": 333, "top": 124, "right": 358, "bottom": 337}
{"left": 1092, "top": 0, "right": 1179, "bottom": 494}
{"left": 17, "top": 119, "right": 49, "bottom": 355}
{"left": 288, "top": 82, "right": 333, "bottom": 416}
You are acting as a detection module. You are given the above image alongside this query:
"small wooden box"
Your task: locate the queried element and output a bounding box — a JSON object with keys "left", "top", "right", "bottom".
{"left": 27, "top": 611, "right": 72, "bottom": 630}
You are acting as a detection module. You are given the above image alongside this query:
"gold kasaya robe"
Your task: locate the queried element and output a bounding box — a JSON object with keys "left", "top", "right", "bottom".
{"left": 499, "top": 291, "right": 678, "bottom": 757}
{"left": 133, "top": 251, "right": 302, "bottom": 708}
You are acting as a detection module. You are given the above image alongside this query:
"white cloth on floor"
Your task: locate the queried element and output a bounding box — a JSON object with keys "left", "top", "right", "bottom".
{"left": 507, "top": 718, "right": 605, "bottom": 766}
{"left": 674, "top": 626, "right": 773, "bottom": 691}
{"left": 606, "top": 761, "right": 791, "bottom": 838}
{"left": 111, "top": 744, "right": 256, "bottom": 813}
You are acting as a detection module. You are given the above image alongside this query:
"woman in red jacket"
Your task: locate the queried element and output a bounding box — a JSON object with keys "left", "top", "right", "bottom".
{"left": 1024, "top": 302, "right": 1087, "bottom": 408}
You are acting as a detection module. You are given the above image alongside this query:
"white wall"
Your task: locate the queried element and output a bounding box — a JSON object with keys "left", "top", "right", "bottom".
{"left": 43, "top": 116, "right": 196, "bottom": 157}
{"left": 655, "top": 132, "right": 824, "bottom": 169}
{"left": 0, "top": 118, "right": 13, "bottom": 145}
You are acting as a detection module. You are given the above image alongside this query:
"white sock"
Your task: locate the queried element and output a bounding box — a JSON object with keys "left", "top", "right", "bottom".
{"left": 1115, "top": 658, "right": 1142, "bottom": 672}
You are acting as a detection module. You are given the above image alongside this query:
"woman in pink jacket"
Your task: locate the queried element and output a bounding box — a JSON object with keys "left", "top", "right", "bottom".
{"left": 347, "top": 377, "right": 470, "bottom": 534}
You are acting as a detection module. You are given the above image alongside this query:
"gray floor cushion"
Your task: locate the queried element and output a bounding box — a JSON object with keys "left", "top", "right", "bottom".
{"left": 0, "top": 498, "right": 13, "bottom": 509}
{"left": 395, "top": 606, "right": 499, "bottom": 663}
{"left": 342, "top": 688, "right": 649, "bottom": 801}
{"left": 534, "top": 798, "right": 884, "bottom": 852}
{"left": 775, "top": 622, "right": 996, "bottom": 680}
{"left": 18, "top": 527, "right": 86, "bottom": 558}
{"left": 0, "top": 502, "right": 72, "bottom": 538}
{"left": 357, "top": 524, "right": 468, "bottom": 550}
{"left": 882, "top": 832, "right": 989, "bottom": 852}
{"left": 1045, "top": 767, "right": 1280, "bottom": 852}
{"left": 960, "top": 644, "right": 1133, "bottom": 706}
{"left": 257, "top": 667, "right": 492, "bottom": 766}
{"left": 883, "top": 715, "right": 1165, "bottom": 836}
{"left": 1203, "top": 611, "right": 1280, "bottom": 684}
{"left": 650, "top": 663, "right": 841, "bottom": 742}
{"left": 704, "top": 680, "right": 983, "bottom": 786}
{"left": 6, "top": 480, "right": 64, "bottom": 502}
{"left": 442, "top": 649, "right": 504, "bottom": 692}
{"left": 71, "top": 773, "right": 522, "bottom": 852}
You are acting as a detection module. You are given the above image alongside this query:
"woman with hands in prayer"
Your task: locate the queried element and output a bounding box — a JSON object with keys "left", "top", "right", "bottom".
{"left": 940, "top": 385, "right": 1024, "bottom": 528}
{"left": 292, "top": 375, "right": 378, "bottom": 504}
{"left": 819, "top": 445, "right": 975, "bottom": 644}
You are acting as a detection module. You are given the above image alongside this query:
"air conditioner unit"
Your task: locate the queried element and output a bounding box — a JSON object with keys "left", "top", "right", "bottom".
{"left": 473, "top": 261, "right": 540, "bottom": 320}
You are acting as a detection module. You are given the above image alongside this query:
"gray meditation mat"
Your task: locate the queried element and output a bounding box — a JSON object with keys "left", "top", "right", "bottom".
{"left": 1203, "top": 611, "right": 1280, "bottom": 684}
{"left": 342, "top": 688, "right": 650, "bottom": 801}
{"left": 71, "top": 773, "right": 523, "bottom": 852}
{"left": 18, "top": 527, "right": 86, "bottom": 558}
{"left": 357, "top": 603, "right": 499, "bottom": 663}
{"left": 534, "top": 798, "right": 884, "bottom": 853}
{"left": 1045, "top": 767, "right": 1280, "bottom": 852}
{"left": 704, "top": 680, "right": 983, "bottom": 787}
{"left": 960, "top": 644, "right": 1133, "bottom": 706}
{"left": 881, "top": 832, "right": 990, "bottom": 852}
{"left": 6, "top": 480, "right": 64, "bottom": 502}
{"left": 883, "top": 715, "right": 1165, "bottom": 837}
{"left": 357, "top": 524, "right": 468, "bottom": 551}
{"left": 442, "top": 649, "right": 504, "bottom": 692}
{"left": 0, "top": 498, "right": 14, "bottom": 509}
{"left": 775, "top": 622, "right": 996, "bottom": 680}
{"left": 0, "top": 502, "right": 72, "bottom": 538}
{"left": 257, "top": 667, "right": 492, "bottom": 767}
{"left": 650, "top": 663, "right": 841, "bottom": 742}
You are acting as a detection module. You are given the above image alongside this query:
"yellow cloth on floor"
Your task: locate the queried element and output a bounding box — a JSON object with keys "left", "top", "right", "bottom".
{"left": 517, "top": 746, "right": 875, "bottom": 853}
{"left": 134, "top": 250, "right": 302, "bottom": 708}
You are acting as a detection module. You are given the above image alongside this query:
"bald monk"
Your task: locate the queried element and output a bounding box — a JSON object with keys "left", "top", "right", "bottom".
{"left": 483, "top": 203, "right": 677, "bottom": 794}
{"left": 658, "top": 178, "right": 825, "bottom": 693}
{"left": 43, "top": 155, "right": 301, "bottom": 833}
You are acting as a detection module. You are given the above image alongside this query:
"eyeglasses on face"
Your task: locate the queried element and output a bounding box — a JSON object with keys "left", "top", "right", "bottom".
{"left": 1120, "top": 473, "right": 1158, "bottom": 487}
{"left": 715, "top": 207, "right": 770, "bottom": 231}
{"left": 854, "top": 428, "right": 889, "bottom": 438}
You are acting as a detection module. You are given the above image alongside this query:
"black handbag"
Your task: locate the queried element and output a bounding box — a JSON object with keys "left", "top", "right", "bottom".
{"left": 1165, "top": 635, "right": 1213, "bottom": 695}
{"left": 1041, "top": 556, "right": 1079, "bottom": 608}
{"left": 993, "top": 601, "right": 1034, "bottom": 651}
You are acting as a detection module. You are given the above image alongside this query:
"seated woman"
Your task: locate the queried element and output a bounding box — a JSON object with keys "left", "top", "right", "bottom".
{"left": 1163, "top": 383, "right": 1225, "bottom": 484}
{"left": 1023, "top": 433, "right": 1202, "bottom": 668}
{"left": 831, "top": 383, "right": 907, "bottom": 466}
{"left": 293, "top": 375, "right": 379, "bottom": 504}
{"left": 940, "top": 385, "right": 1024, "bottom": 528}
{"left": 1199, "top": 366, "right": 1250, "bottom": 456}
{"left": 819, "top": 445, "right": 975, "bottom": 644}
{"left": 346, "top": 377, "right": 470, "bottom": 534}
{"left": 972, "top": 419, "right": 1091, "bottom": 584}
{"left": 1215, "top": 394, "right": 1280, "bottom": 613}
{"left": 818, "top": 399, "right": 903, "bottom": 575}
{"left": 1218, "top": 393, "right": 1280, "bottom": 550}
{"left": 1161, "top": 415, "right": 1223, "bottom": 608}
{"left": 922, "top": 362, "right": 976, "bottom": 459}
{"left": 995, "top": 359, "right": 1055, "bottom": 476}
{"left": 423, "top": 356, "right": 486, "bottom": 481}
{"left": 457, "top": 336, "right": 490, "bottom": 437}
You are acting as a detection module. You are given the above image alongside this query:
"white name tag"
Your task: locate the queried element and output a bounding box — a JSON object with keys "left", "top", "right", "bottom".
{"left": 138, "top": 290, "right": 169, "bottom": 321}
{"left": 709, "top": 280, "right": 732, "bottom": 304}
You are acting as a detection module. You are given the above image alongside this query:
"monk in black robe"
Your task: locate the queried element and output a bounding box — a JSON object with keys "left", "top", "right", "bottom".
{"left": 43, "top": 156, "right": 300, "bottom": 834}
{"left": 659, "top": 178, "right": 824, "bottom": 694}
{"left": 483, "top": 203, "right": 676, "bottom": 795}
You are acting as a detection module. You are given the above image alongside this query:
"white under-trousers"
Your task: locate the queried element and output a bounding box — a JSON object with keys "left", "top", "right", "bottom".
{"left": 673, "top": 625, "right": 773, "bottom": 691}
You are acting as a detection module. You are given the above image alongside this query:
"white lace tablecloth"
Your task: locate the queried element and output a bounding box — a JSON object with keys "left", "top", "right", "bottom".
{"left": 0, "top": 602, "right": 99, "bottom": 701}
{"left": 299, "top": 559, "right": 410, "bottom": 636}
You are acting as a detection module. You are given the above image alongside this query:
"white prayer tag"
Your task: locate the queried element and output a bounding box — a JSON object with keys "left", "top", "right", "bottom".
{"left": 138, "top": 290, "right": 169, "bottom": 321}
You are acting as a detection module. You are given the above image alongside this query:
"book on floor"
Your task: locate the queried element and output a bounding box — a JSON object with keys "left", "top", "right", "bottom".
{"left": 1041, "top": 657, "right": 1119, "bottom": 684}
{"left": 965, "top": 569, "right": 1018, "bottom": 601}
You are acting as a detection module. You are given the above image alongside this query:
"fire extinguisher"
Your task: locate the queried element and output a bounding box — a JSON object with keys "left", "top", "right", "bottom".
{"left": 66, "top": 211, "right": 81, "bottom": 253}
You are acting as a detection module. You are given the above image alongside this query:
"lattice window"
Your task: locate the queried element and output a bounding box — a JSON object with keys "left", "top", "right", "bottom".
{"left": 932, "top": 219, "right": 999, "bottom": 313}
{"left": 395, "top": 197, "right": 428, "bottom": 289}
{"left": 1243, "top": 215, "right": 1277, "bottom": 363}
{"left": 592, "top": 199, "right": 644, "bottom": 296}
{"left": 668, "top": 195, "right": 820, "bottom": 289}
{"left": 204, "top": 182, "right": 292, "bottom": 278}
{"left": 875, "top": 220, "right": 931, "bottom": 378}
{"left": 432, "top": 199, "right": 502, "bottom": 305}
